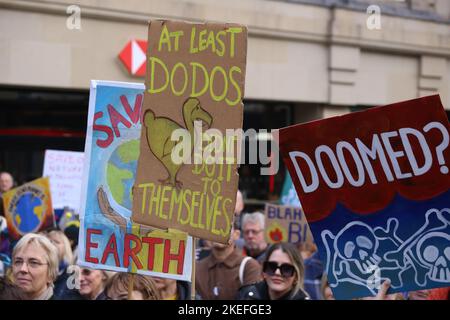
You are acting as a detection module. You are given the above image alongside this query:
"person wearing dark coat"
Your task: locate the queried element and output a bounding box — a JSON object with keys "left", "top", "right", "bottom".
{"left": 46, "top": 229, "right": 83, "bottom": 300}
{"left": 238, "top": 242, "right": 310, "bottom": 300}
{"left": 52, "top": 263, "right": 83, "bottom": 300}
{"left": 78, "top": 268, "right": 111, "bottom": 300}
{"left": 238, "top": 280, "right": 309, "bottom": 300}
{"left": 303, "top": 251, "right": 323, "bottom": 300}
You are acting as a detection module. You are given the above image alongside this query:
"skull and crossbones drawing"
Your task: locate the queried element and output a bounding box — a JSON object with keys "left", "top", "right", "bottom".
{"left": 321, "top": 208, "right": 450, "bottom": 293}
{"left": 334, "top": 222, "right": 382, "bottom": 274}
{"left": 322, "top": 221, "right": 384, "bottom": 292}
{"left": 416, "top": 231, "right": 450, "bottom": 282}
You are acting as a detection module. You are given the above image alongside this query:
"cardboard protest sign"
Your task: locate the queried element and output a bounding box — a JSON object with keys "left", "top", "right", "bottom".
{"left": 132, "top": 20, "right": 247, "bottom": 244}
{"left": 43, "top": 149, "right": 84, "bottom": 213}
{"left": 78, "top": 80, "right": 192, "bottom": 281}
{"left": 3, "top": 177, "right": 55, "bottom": 240}
{"left": 278, "top": 95, "right": 450, "bottom": 299}
{"left": 265, "top": 204, "right": 313, "bottom": 246}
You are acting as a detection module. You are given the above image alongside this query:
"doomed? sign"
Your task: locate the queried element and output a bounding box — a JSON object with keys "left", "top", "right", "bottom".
{"left": 289, "top": 121, "right": 448, "bottom": 194}
{"left": 278, "top": 95, "right": 450, "bottom": 299}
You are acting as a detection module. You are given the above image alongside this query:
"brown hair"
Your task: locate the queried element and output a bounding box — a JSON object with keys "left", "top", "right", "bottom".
{"left": 105, "top": 273, "right": 161, "bottom": 300}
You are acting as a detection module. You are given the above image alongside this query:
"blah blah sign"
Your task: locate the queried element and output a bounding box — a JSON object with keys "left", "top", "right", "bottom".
{"left": 264, "top": 203, "right": 314, "bottom": 246}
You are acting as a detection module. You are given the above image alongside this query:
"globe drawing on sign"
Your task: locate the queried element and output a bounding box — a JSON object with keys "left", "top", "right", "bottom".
{"left": 13, "top": 193, "right": 45, "bottom": 234}
{"left": 106, "top": 139, "right": 140, "bottom": 211}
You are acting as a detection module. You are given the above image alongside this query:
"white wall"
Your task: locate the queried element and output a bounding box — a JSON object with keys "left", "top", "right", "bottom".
{"left": 356, "top": 51, "right": 419, "bottom": 106}
{"left": 246, "top": 37, "right": 328, "bottom": 102}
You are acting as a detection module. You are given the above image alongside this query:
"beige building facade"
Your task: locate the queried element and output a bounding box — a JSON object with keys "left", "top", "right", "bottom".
{"left": 0, "top": 0, "right": 449, "bottom": 198}
{"left": 1, "top": 0, "right": 449, "bottom": 110}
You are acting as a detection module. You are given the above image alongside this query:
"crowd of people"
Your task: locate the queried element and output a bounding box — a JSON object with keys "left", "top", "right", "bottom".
{"left": 0, "top": 171, "right": 449, "bottom": 300}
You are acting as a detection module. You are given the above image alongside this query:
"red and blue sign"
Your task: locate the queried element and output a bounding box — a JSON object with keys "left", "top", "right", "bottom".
{"left": 278, "top": 95, "right": 450, "bottom": 299}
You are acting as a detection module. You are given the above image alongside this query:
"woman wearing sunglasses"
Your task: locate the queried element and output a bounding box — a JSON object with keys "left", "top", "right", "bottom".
{"left": 238, "top": 242, "right": 309, "bottom": 300}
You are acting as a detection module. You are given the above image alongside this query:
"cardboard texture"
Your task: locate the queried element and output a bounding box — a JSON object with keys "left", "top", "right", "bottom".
{"left": 3, "top": 177, "right": 55, "bottom": 240}
{"left": 132, "top": 20, "right": 248, "bottom": 244}
{"left": 277, "top": 95, "right": 450, "bottom": 299}
{"left": 78, "top": 80, "right": 192, "bottom": 281}
{"left": 264, "top": 203, "right": 313, "bottom": 246}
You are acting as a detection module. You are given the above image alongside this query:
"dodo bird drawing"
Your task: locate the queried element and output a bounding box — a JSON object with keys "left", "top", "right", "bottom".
{"left": 143, "top": 97, "right": 213, "bottom": 189}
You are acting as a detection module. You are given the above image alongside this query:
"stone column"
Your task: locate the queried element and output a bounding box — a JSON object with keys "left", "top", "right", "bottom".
{"left": 418, "top": 55, "right": 446, "bottom": 97}
{"left": 329, "top": 45, "right": 360, "bottom": 106}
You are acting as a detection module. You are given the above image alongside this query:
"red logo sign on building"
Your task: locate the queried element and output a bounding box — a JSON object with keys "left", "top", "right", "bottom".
{"left": 118, "top": 40, "right": 147, "bottom": 77}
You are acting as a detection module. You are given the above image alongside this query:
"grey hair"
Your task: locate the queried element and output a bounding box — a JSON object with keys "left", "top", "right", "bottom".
{"left": 12, "top": 233, "right": 59, "bottom": 285}
{"left": 242, "top": 211, "right": 265, "bottom": 230}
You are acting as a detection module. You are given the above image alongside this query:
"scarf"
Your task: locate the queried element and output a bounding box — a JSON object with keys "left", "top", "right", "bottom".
{"left": 34, "top": 286, "right": 54, "bottom": 300}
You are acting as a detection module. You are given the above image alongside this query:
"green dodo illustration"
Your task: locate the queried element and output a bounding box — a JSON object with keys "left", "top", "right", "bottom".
{"left": 143, "top": 97, "right": 213, "bottom": 189}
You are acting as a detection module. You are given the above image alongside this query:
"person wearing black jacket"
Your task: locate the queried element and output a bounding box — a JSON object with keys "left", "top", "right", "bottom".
{"left": 238, "top": 242, "right": 309, "bottom": 300}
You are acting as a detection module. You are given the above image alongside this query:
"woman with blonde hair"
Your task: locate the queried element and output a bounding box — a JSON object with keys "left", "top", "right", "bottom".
{"left": 46, "top": 229, "right": 82, "bottom": 299}
{"left": 78, "top": 268, "right": 113, "bottom": 300}
{"left": 11, "top": 233, "right": 59, "bottom": 300}
{"left": 47, "top": 229, "right": 73, "bottom": 266}
{"left": 238, "top": 242, "right": 309, "bottom": 300}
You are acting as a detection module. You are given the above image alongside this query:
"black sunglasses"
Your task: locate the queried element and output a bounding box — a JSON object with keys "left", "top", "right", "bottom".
{"left": 263, "top": 261, "right": 295, "bottom": 278}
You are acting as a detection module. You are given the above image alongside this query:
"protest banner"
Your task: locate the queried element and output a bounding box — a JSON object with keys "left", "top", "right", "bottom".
{"left": 78, "top": 80, "right": 192, "bottom": 281}
{"left": 278, "top": 94, "right": 450, "bottom": 299}
{"left": 43, "top": 149, "right": 84, "bottom": 213}
{"left": 264, "top": 203, "right": 313, "bottom": 246}
{"left": 132, "top": 20, "right": 248, "bottom": 244}
{"left": 3, "top": 177, "right": 55, "bottom": 240}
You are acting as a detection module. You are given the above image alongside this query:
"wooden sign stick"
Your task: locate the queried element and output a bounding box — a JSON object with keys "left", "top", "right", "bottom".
{"left": 191, "top": 237, "right": 196, "bottom": 300}
{"left": 128, "top": 273, "right": 135, "bottom": 300}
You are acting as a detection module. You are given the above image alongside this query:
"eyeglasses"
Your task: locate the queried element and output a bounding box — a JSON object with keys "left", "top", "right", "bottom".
{"left": 13, "top": 259, "right": 48, "bottom": 269}
{"left": 263, "top": 261, "right": 295, "bottom": 278}
{"left": 243, "top": 229, "right": 262, "bottom": 236}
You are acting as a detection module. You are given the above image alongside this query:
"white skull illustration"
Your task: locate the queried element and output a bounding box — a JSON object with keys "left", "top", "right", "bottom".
{"left": 335, "top": 222, "right": 382, "bottom": 274}
{"left": 416, "top": 231, "right": 450, "bottom": 282}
